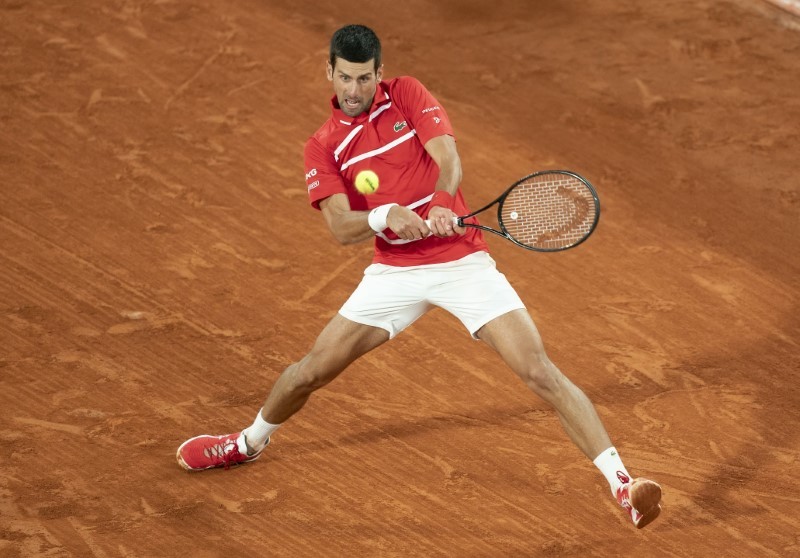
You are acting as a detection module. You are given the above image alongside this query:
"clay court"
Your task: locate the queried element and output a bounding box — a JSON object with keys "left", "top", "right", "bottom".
{"left": 2, "top": 1, "right": 799, "bottom": 556}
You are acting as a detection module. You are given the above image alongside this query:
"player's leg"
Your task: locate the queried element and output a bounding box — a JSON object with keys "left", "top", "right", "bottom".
{"left": 176, "top": 314, "right": 389, "bottom": 471}
{"left": 261, "top": 313, "right": 389, "bottom": 425}
{"left": 177, "top": 260, "right": 429, "bottom": 473}
{"left": 477, "top": 309, "right": 610, "bottom": 458}
{"left": 477, "top": 309, "right": 662, "bottom": 528}
{"left": 429, "top": 253, "right": 661, "bottom": 528}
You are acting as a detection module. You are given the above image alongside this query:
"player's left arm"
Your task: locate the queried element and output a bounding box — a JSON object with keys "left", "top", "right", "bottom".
{"left": 424, "top": 134, "right": 465, "bottom": 237}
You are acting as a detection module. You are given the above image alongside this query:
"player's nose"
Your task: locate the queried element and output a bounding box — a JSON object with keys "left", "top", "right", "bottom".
{"left": 344, "top": 81, "right": 358, "bottom": 96}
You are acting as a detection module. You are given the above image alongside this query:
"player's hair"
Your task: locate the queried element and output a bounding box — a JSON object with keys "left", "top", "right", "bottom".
{"left": 329, "top": 24, "right": 381, "bottom": 71}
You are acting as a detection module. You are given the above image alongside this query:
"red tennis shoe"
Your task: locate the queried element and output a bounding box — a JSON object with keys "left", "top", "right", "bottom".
{"left": 616, "top": 476, "right": 662, "bottom": 529}
{"left": 176, "top": 432, "right": 267, "bottom": 471}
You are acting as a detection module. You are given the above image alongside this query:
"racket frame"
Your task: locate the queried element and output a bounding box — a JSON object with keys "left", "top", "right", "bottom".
{"left": 458, "top": 169, "right": 601, "bottom": 252}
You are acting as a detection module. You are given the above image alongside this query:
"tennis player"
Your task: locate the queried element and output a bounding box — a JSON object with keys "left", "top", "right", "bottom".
{"left": 177, "top": 24, "right": 662, "bottom": 529}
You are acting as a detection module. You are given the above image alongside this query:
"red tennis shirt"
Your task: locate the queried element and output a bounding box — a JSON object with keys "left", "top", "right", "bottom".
{"left": 304, "top": 76, "right": 488, "bottom": 266}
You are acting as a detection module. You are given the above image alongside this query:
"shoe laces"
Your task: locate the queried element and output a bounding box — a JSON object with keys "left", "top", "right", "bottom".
{"left": 203, "top": 437, "right": 242, "bottom": 470}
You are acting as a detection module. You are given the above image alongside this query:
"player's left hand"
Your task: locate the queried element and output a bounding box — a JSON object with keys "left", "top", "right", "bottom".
{"left": 427, "top": 205, "right": 465, "bottom": 237}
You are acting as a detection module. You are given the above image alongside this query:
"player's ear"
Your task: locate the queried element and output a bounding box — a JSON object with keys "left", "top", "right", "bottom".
{"left": 376, "top": 64, "right": 383, "bottom": 83}
{"left": 326, "top": 60, "right": 333, "bottom": 82}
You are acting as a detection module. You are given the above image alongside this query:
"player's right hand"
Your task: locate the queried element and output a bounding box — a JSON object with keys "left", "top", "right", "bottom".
{"left": 386, "top": 205, "right": 430, "bottom": 241}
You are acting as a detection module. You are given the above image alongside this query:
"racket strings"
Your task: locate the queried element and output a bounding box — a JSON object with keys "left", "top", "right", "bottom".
{"left": 500, "top": 176, "right": 597, "bottom": 250}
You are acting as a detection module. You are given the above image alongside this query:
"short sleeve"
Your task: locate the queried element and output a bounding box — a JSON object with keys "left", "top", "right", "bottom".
{"left": 392, "top": 77, "right": 454, "bottom": 146}
{"left": 304, "top": 136, "right": 347, "bottom": 210}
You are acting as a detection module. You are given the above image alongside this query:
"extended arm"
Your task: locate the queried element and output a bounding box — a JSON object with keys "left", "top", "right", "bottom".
{"left": 319, "top": 193, "right": 429, "bottom": 244}
{"left": 424, "top": 135, "right": 465, "bottom": 237}
{"left": 319, "top": 194, "right": 376, "bottom": 245}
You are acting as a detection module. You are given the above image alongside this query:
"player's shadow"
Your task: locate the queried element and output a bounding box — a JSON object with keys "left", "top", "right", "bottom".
{"left": 272, "top": 401, "right": 556, "bottom": 457}
{"left": 674, "top": 307, "right": 799, "bottom": 525}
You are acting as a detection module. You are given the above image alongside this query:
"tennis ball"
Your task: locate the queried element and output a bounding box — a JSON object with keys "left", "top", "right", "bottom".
{"left": 355, "top": 169, "right": 379, "bottom": 195}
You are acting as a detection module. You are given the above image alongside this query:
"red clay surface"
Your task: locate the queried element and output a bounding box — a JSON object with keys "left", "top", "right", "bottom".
{"left": 2, "top": 1, "right": 799, "bottom": 556}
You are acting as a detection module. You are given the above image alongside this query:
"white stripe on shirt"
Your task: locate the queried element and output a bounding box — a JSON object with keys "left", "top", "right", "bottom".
{"left": 334, "top": 125, "right": 364, "bottom": 162}
{"left": 340, "top": 130, "right": 417, "bottom": 172}
{"left": 369, "top": 102, "right": 392, "bottom": 122}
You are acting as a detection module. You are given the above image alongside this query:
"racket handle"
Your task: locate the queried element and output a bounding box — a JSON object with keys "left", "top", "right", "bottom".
{"left": 424, "top": 216, "right": 460, "bottom": 228}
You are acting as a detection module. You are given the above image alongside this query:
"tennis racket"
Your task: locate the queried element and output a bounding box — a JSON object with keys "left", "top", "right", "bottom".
{"left": 427, "top": 170, "right": 600, "bottom": 252}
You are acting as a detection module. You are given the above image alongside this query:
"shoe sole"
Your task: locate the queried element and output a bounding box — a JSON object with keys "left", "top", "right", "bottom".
{"left": 635, "top": 504, "right": 662, "bottom": 529}
{"left": 175, "top": 435, "right": 267, "bottom": 471}
{"left": 630, "top": 478, "right": 662, "bottom": 529}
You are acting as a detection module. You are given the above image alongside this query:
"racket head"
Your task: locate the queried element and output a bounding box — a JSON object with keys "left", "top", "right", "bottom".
{"left": 496, "top": 170, "right": 600, "bottom": 252}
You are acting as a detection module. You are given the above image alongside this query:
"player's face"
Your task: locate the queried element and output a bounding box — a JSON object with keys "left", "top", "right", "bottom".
{"left": 327, "top": 57, "right": 383, "bottom": 117}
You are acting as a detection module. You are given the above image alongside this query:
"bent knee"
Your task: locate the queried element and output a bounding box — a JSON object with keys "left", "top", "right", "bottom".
{"left": 284, "top": 357, "right": 340, "bottom": 393}
{"left": 520, "top": 358, "right": 562, "bottom": 395}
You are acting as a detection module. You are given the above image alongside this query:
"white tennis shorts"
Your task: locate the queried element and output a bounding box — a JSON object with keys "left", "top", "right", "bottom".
{"left": 339, "top": 251, "right": 525, "bottom": 339}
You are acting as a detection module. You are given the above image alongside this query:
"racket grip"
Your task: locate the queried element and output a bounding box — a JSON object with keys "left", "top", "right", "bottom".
{"left": 424, "top": 216, "right": 460, "bottom": 228}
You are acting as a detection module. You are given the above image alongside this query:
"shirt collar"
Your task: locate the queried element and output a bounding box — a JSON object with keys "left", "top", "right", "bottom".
{"left": 330, "top": 81, "right": 391, "bottom": 126}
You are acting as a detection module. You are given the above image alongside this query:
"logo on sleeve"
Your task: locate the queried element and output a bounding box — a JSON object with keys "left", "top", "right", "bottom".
{"left": 305, "top": 168, "right": 319, "bottom": 191}
{"left": 393, "top": 121, "right": 407, "bottom": 133}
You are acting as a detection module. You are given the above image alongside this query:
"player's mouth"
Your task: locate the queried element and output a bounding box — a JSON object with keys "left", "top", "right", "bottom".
{"left": 344, "top": 98, "right": 361, "bottom": 110}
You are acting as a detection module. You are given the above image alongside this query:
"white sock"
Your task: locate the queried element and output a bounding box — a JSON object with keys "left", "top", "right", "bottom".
{"left": 239, "top": 410, "right": 281, "bottom": 454}
{"left": 593, "top": 446, "right": 632, "bottom": 496}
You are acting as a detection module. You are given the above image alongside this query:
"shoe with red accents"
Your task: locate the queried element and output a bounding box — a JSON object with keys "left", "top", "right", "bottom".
{"left": 616, "top": 476, "right": 662, "bottom": 529}
{"left": 176, "top": 432, "right": 268, "bottom": 471}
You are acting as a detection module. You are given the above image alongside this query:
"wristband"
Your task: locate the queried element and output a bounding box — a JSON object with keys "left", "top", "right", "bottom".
{"left": 368, "top": 203, "right": 398, "bottom": 233}
{"left": 430, "top": 190, "right": 455, "bottom": 210}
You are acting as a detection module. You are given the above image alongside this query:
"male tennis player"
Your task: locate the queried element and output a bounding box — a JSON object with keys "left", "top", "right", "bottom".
{"left": 177, "top": 24, "right": 662, "bottom": 529}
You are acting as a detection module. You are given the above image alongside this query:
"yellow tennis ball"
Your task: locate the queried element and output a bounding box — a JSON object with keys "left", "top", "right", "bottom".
{"left": 355, "top": 169, "right": 379, "bottom": 195}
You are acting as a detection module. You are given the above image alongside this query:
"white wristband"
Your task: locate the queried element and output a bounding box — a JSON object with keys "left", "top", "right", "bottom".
{"left": 367, "top": 203, "right": 397, "bottom": 233}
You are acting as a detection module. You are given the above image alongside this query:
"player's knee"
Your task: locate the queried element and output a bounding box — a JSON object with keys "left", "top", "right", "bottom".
{"left": 284, "top": 357, "right": 338, "bottom": 394}
{"left": 284, "top": 367, "right": 326, "bottom": 394}
{"left": 521, "top": 358, "right": 561, "bottom": 396}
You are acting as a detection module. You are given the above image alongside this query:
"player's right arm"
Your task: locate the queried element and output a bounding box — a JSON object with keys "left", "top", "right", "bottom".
{"left": 319, "top": 194, "right": 428, "bottom": 245}
{"left": 319, "top": 194, "right": 375, "bottom": 244}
